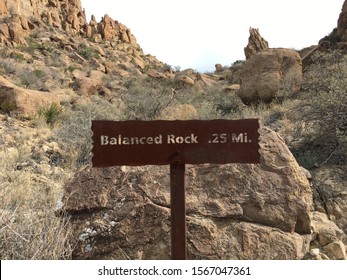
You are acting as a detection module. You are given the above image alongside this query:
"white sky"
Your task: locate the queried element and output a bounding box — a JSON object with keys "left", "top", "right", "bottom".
{"left": 81, "top": 0, "right": 344, "bottom": 72}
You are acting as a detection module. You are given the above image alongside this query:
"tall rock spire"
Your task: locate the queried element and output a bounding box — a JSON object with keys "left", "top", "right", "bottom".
{"left": 244, "top": 27, "right": 269, "bottom": 59}
{"left": 320, "top": 0, "right": 347, "bottom": 46}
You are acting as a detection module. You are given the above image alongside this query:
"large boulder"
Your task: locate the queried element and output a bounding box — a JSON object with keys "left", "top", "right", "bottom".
{"left": 73, "top": 77, "right": 103, "bottom": 97}
{"left": 0, "top": 75, "right": 64, "bottom": 117}
{"left": 61, "top": 127, "right": 314, "bottom": 259}
{"left": 177, "top": 75, "right": 195, "bottom": 86}
{"left": 239, "top": 48, "right": 302, "bottom": 105}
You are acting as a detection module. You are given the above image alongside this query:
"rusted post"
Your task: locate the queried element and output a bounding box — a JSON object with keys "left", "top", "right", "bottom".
{"left": 170, "top": 162, "right": 187, "bottom": 260}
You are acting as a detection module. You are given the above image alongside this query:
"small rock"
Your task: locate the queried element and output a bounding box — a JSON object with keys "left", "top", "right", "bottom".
{"left": 310, "top": 248, "right": 320, "bottom": 256}
{"left": 177, "top": 75, "right": 194, "bottom": 86}
{"left": 300, "top": 166, "right": 312, "bottom": 180}
{"left": 310, "top": 212, "right": 343, "bottom": 246}
{"left": 147, "top": 69, "right": 166, "bottom": 79}
{"left": 157, "top": 104, "right": 198, "bottom": 120}
{"left": 323, "top": 241, "right": 347, "bottom": 260}
{"left": 224, "top": 84, "right": 240, "bottom": 92}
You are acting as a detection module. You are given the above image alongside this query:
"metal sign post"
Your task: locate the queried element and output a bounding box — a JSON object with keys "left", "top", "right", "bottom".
{"left": 91, "top": 119, "right": 260, "bottom": 260}
{"left": 170, "top": 162, "right": 186, "bottom": 259}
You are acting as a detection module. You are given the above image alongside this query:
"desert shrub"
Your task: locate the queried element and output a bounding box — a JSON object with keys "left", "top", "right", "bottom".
{"left": 120, "top": 75, "right": 249, "bottom": 121}
{"left": 162, "top": 63, "right": 172, "bottom": 72}
{"left": 38, "top": 102, "right": 62, "bottom": 125}
{"left": 188, "top": 84, "right": 243, "bottom": 120}
{"left": 12, "top": 64, "right": 65, "bottom": 91}
{"left": 225, "top": 60, "right": 245, "bottom": 84}
{"left": 77, "top": 43, "right": 100, "bottom": 60}
{"left": 17, "top": 66, "right": 48, "bottom": 89}
{"left": 0, "top": 130, "right": 73, "bottom": 259}
{"left": 21, "top": 36, "right": 54, "bottom": 56}
{"left": 11, "top": 52, "right": 26, "bottom": 62}
{"left": 54, "top": 96, "right": 124, "bottom": 170}
{"left": 0, "top": 100, "right": 17, "bottom": 114}
{"left": 0, "top": 203, "right": 73, "bottom": 259}
{"left": 293, "top": 51, "right": 347, "bottom": 168}
{"left": 274, "top": 71, "right": 303, "bottom": 103}
{"left": 121, "top": 77, "right": 180, "bottom": 120}
{"left": 37, "top": 43, "right": 54, "bottom": 54}
{"left": 320, "top": 28, "right": 341, "bottom": 46}
{"left": 0, "top": 58, "right": 20, "bottom": 74}
{"left": 66, "top": 65, "right": 82, "bottom": 73}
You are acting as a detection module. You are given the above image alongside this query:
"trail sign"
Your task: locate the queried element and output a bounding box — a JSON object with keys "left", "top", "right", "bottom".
{"left": 92, "top": 119, "right": 260, "bottom": 166}
{"left": 91, "top": 119, "right": 260, "bottom": 259}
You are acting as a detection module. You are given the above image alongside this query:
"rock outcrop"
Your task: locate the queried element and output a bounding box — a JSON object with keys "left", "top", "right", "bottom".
{"left": 0, "top": 0, "right": 140, "bottom": 50}
{"left": 0, "top": 0, "right": 86, "bottom": 44}
{"left": 0, "top": 1, "right": 165, "bottom": 117}
{"left": 319, "top": 0, "right": 347, "bottom": 48}
{"left": 244, "top": 27, "right": 269, "bottom": 59}
{"left": 0, "top": 75, "right": 66, "bottom": 117}
{"left": 239, "top": 48, "right": 302, "bottom": 105}
{"left": 61, "top": 127, "right": 314, "bottom": 259}
{"left": 337, "top": 0, "right": 347, "bottom": 42}
{"left": 85, "top": 14, "right": 139, "bottom": 49}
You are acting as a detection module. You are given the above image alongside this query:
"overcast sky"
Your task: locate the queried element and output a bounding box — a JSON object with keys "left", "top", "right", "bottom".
{"left": 81, "top": 0, "right": 344, "bottom": 72}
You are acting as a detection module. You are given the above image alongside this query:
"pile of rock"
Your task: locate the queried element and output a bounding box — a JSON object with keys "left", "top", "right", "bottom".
{"left": 306, "top": 212, "right": 346, "bottom": 260}
{"left": 85, "top": 14, "right": 139, "bottom": 49}
{"left": 0, "top": 0, "right": 86, "bottom": 45}
{"left": 0, "top": 0, "right": 159, "bottom": 117}
{"left": 0, "top": 0, "right": 140, "bottom": 50}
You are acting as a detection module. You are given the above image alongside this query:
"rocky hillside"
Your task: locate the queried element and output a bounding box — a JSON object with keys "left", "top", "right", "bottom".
{"left": 0, "top": 0, "right": 346, "bottom": 260}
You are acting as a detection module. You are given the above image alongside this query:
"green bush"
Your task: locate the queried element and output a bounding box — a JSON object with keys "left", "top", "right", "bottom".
{"left": 12, "top": 52, "right": 26, "bottom": 62}
{"left": 0, "top": 100, "right": 17, "bottom": 114}
{"left": 38, "top": 103, "right": 62, "bottom": 125}
{"left": 77, "top": 43, "right": 100, "bottom": 60}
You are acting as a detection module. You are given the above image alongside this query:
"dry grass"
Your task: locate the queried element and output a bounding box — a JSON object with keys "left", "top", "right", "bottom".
{"left": 0, "top": 121, "right": 74, "bottom": 259}
{"left": 290, "top": 51, "right": 347, "bottom": 168}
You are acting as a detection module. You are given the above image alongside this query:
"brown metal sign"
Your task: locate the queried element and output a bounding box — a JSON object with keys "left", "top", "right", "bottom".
{"left": 91, "top": 119, "right": 260, "bottom": 166}
{"left": 91, "top": 119, "right": 260, "bottom": 260}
